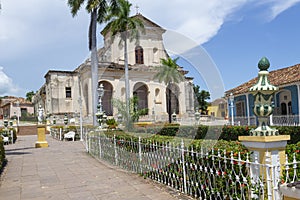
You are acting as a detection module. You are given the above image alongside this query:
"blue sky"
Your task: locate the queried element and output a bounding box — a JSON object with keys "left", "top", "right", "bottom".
{"left": 0, "top": 0, "right": 300, "bottom": 100}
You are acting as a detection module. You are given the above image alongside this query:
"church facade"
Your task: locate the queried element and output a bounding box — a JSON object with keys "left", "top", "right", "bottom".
{"left": 33, "top": 14, "right": 195, "bottom": 124}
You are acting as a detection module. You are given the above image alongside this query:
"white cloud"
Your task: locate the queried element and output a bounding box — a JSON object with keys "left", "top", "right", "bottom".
{"left": 0, "top": 0, "right": 89, "bottom": 60}
{"left": 0, "top": 67, "right": 20, "bottom": 95}
{"left": 130, "top": 0, "right": 248, "bottom": 44}
{"left": 131, "top": 0, "right": 300, "bottom": 44}
{"left": 256, "top": 0, "right": 300, "bottom": 21}
{"left": 269, "top": 0, "right": 300, "bottom": 20}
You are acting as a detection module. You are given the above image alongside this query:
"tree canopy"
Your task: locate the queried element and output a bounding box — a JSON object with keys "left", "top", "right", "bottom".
{"left": 154, "top": 57, "right": 185, "bottom": 85}
{"left": 26, "top": 91, "right": 35, "bottom": 102}
{"left": 193, "top": 84, "right": 210, "bottom": 114}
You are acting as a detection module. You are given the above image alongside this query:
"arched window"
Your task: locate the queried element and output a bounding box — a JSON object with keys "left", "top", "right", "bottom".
{"left": 279, "top": 90, "right": 292, "bottom": 115}
{"left": 135, "top": 46, "right": 144, "bottom": 64}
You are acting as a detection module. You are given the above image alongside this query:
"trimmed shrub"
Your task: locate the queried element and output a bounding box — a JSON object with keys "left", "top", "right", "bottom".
{"left": 276, "top": 126, "right": 300, "bottom": 144}
{"left": 128, "top": 124, "right": 300, "bottom": 144}
{"left": 0, "top": 137, "right": 6, "bottom": 174}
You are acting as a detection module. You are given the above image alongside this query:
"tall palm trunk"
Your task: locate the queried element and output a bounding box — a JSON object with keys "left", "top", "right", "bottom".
{"left": 168, "top": 84, "right": 172, "bottom": 123}
{"left": 124, "top": 34, "right": 131, "bottom": 127}
{"left": 90, "top": 10, "right": 99, "bottom": 126}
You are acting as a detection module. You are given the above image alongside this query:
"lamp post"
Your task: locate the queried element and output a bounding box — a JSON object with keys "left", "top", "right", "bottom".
{"left": 95, "top": 84, "right": 104, "bottom": 128}
{"left": 78, "top": 97, "right": 83, "bottom": 141}
{"left": 103, "top": 112, "right": 107, "bottom": 128}
{"left": 229, "top": 93, "right": 234, "bottom": 126}
{"left": 64, "top": 113, "right": 68, "bottom": 126}
{"left": 3, "top": 115, "right": 8, "bottom": 130}
{"left": 53, "top": 116, "right": 56, "bottom": 125}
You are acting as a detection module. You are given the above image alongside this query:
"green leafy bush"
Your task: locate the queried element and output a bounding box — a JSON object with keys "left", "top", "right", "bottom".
{"left": 276, "top": 126, "right": 300, "bottom": 144}
{"left": 106, "top": 118, "right": 118, "bottom": 129}
{"left": 0, "top": 137, "right": 6, "bottom": 174}
{"left": 283, "top": 142, "right": 300, "bottom": 183}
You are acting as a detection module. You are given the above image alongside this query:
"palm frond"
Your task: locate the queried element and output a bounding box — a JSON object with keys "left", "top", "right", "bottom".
{"left": 104, "top": 0, "right": 145, "bottom": 45}
{"left": 96, "top": 0, "right": 108, "bottom": 23}
{"left": 67, "top": 0, "right": 85, "bottom": 16}
{"left": 154, "top": 57, "right": 185, "bottom": 85}
{"left": 109, "top": 0, "right": 119, "bottom": 14}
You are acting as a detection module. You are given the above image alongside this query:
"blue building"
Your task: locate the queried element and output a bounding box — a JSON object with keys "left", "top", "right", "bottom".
{"left": 225, "top": 64, "right": 300, "bottom": 126}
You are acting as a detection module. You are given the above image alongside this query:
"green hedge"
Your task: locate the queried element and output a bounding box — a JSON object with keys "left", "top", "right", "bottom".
{"left": 133, "top": 125, "right": 251, "bottom": 141}
{"left": 100, "top": 129, "right": 248, "bottom": 154}
{"left": 276, "top": 126, "right": 300, "bottom": 144}
{"left": 0, "top": 137, "right": 6, "bottom": 174}
{"left": 133, "top": 124, "right": 300, "bottom": 144}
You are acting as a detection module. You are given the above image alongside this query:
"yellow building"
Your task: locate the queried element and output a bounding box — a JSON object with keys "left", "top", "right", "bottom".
{"left": 207, "top": 98, "right": 228, "bottom": 119}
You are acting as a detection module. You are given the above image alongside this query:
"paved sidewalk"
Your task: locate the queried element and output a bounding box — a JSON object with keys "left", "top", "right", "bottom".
{"left": 0, "top": 135, "right": 190, "bottom": 200}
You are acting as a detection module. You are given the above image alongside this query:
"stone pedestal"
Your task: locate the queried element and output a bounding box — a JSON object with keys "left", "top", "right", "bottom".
{"left": 280, "top": 183, "right": 300, "bottom": 200}
{"left": 239, "top": 135, "right": 290, "bottom": 169}
{"left": 35, "top": 125, "right": 48, "bottom": 148}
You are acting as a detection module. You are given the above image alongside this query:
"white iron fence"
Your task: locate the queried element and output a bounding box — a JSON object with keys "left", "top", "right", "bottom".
{"left": 85, "top": 132, "right": 300, "bottom": 200}
{"left": 230, "top": 115, "right": 300, "bottom": 127}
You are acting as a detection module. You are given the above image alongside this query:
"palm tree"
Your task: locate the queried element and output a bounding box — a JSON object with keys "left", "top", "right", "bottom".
{"left": 154, "top": 57, "right": 185, "bottom": 123}
{"left": 104, "top": 0, "right": 144, "bottom": 128}
{"left": 112, "top": 96, "right": 148, "bottom": 124}
{"left": 67, "top": 0, "right": 119, "bottom": 126}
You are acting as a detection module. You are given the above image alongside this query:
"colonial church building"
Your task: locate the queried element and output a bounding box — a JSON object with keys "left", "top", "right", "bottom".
{"left": 33, "top": 14, "right": 195, "bottom": 124}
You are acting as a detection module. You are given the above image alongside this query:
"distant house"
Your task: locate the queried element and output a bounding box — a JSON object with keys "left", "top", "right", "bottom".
{"left": 225, "top": 64, "right": 300, "bottom": 126}
{"left": 207, "top": 98, "right": 228, "bottom": 119}
{"left": 0, "top": 97, "right": 34, "bottom": 120}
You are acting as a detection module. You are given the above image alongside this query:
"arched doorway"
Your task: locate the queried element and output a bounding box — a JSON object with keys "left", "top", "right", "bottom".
{"left": 166, "top": 83, "right": 179, "bottom": 122}
{"left": 99, "top": 81, "right": 113, "bottom": 116}
{"left": 133, "top": 82, "right": 148, "bottom": 113}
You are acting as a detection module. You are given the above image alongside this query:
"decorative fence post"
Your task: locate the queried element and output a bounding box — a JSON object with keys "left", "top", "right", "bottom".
{"left": 114, "top": 135, "right": 118, "bottom": 165}
{"left": 265, "top": 151, "right": 273, "bottom": 200}
{"left": 59, "top": 128, "right": 62, "bottom": 141}
{"left": 85, "top": 128, "right": 88, "bottom": 152}
{"left": 138, "top": 137, "right": 142, "bottom": 174}
{"left": 10, "top": 130, "right": 13, "bottom": 144}
{"left": 181, "top": 139, "right": 187, "bottom": 194}
{"left": 88, "top": 132, "right": 91, "bottom": 153}
{"left": 239, "top": 57, "right": 290, "bottom": 200}
{"left": 273, "top": 157, "right": 281, "bottom": 200}
{"left": 98, "top": 132, "right": 102, "bottom": 159}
